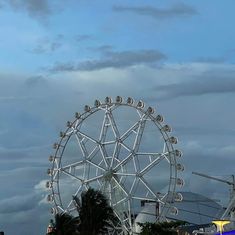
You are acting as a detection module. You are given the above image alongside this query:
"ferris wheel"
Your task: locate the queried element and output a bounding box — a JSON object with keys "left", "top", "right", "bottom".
{"left": 46, "top": 96, "right": 184, "bottom": 234}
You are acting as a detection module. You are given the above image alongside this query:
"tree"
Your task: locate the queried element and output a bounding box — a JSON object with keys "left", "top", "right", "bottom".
{"left": 138, "top": 221, "right": 187, "bottom": 235}
{"left": 73, "top": 188, "right": 117, "bottom": 235}
{"left": 53, "top": 212, "right": 79, "bottom": 235}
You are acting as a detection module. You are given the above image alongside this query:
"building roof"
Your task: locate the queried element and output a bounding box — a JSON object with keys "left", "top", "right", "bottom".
{"left": 135, "top": 192, "right": 224, "bottom": 226}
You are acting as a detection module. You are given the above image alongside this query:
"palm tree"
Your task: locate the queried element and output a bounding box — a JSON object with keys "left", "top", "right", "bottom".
{"left": 53, "top": 212, "right": 79, "bottom": 235}
{"left": 73, "top": 188, "right": 117, "bottom": 235}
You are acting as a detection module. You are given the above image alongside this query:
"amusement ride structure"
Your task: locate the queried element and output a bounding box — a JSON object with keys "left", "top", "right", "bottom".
{"left": 192, "top": 172, "right": 235, "bottom": 233}
{"left": 192, "top": 172, "right": 235, "bottom": 221}
{"left": 46, "top": 96, "right": 184, "bottom": 234}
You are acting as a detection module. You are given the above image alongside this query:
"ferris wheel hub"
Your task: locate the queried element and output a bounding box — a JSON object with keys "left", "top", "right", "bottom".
{"left": 104, "top": 169, "right": 115, "bottom": 181}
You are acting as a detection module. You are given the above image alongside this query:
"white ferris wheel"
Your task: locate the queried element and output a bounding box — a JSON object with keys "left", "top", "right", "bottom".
{"left": 46, "top": 96, "right": 184, "bottom": 234}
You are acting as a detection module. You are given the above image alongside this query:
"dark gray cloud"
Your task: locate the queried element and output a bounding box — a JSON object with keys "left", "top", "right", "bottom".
{"left": 50, "top": 42, "right": 61, "bottom": 51}
{"left": 0, "top": 194, "right": 40, "bottom": 214}
{"left": 75, "top": 34, "right": 94, "bottom": 42}
{"left": 194, "top": 57, "right": 226, "bottom": 64}
{"left": 30, "top": 35, "right": 64, "bottom": 54}
{"left": 113, "top": 3, "right": 197, "bottom": 20}
{"left": 195, "top": 49, "right": 235, "bottom": 64}
{"left": 3, "top": 0, "right": 51, "bottom": 20}
{"left": 94, "top": 45, "right": 114, "bottom": 52}
{"left": 153, "top": 71, "right": 235, "bottom": 99}
{"left": 181, "top": 140, "right": 235, "bottom": 205}
{"left": 25, "top": 75, "right": 47, "bottom": 86}
{"left": 175, "top": 126, "right": 235, "bottom": 137}
{"left": 31, "top": 43, "right": 62, "bottom": 54}
{"left": 49, "top": 49, "right": 166, "bottom": 72}
{"left": 0, "top": 178, "right": 50, "bottom": 235}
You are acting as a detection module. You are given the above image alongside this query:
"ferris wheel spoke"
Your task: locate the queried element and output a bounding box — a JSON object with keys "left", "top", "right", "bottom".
{"left": 124, "top": 119, "right": 146, "bottom": 173}
{"left": 129, "top": 177, "right": 137, "bottom": 195}
{"left": 66, "top": 199, "right": 75, "bottom": 211}
{"left": 113, "top": 153, "right": 133, "bottom": 171}
{"left": 74, "top": 146, "right": 100, "bottom": 174}
{"left": 97, "top": 178, "right": 102, "bottom": 188}
{"left": 131, "top": 155, "right": 138, "bottom": 173}
{"left": 84, "top": 174, "right": 104, "bottom": 184}
{"left": 60, "top": 160, "right": 84, "bottom": 171}
{"left": 136, "top": 109, "right": 143, "bottom": 118}
{"left": 73, "top": 184, "right": 83, "bottom": 198}
{"left": 162, "top": 143, "right": 170, "bottom": 163}
{"left": 136, "top": 152, "right": 162, "bottom": 156}
{"left": 120, "top": 121, "right": 140, "bottom": 141}
{"left": 86, "top": 145, "right": 100, "bottom": 160}
{"left": 64, "top": 128, "right": 72, "bottom": 135}
{"left": 120, "top": 142, "right": 132, "bottom": 152}
{"left": 99, "top": 112, "right": 109, "bottom": 142}
{"left": 107, "top": 111, "right": 120, "bottom": 138}
{"left": 74, "top": 133, "right": 89, "bottom": 158}
{"left": 139, "top": 176, "right": 162, "bottom": 203}
{"left": 76, "top": 130, "right": 98, "bottom": 144}
{"left": 109, "top": 182, "right": 112, "bottom": 202}
{"left": 113, "top": 211, "right": 124, "bottom": 227}
{"left": 102, "top": 140, "right": 116, "bottom": 145}
{"left": 113, "top": 172, "right": 136, "bottom": 176}
{"left": 98, "top": 144, "right": 109, "bottom": 168}
{"left": 110, "top": 142, "right": 121, "bottom": 168}
{"left": 113, "top": 196, "right": 128, "bottom": 207}
{"left": 139, "top": 154, "right": 167, "bottom": 175}
{"left": 127, "top": 200, "right": 133, "bottom": 229}
{"left": 60, "top": 170, "right": 83, "bottom": 182}
{"left": 132, "top": 118, "right": 146, "bottom": 152}
{"left": 112, "top": 176, "right": 129, "bottom": 196}
{"left": 86, "top": 160, "right": 106, "bottom": 171}
{"left": 84, "top": 184, "right": 89, "bottom": 191}
{"left": 132, "top": 196, "right": 157, "bottom": 202}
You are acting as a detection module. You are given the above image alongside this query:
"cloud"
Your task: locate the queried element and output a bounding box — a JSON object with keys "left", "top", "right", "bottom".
{"left": 31, "top": 41, "right": 62, "bottom": 54}
{"left": 29, "top": 35, "right": 64, "bottom": 54}
{"left": 181, "top": 140, "right": 234, "bottom": 205}
{"left": 90, "top": 45, "right": 114, "bottom": 52}
{"left": 194, "top": 49, "right": 235, "bottom": 64}
{"left": 113, "top": 3, "right": 197, "bottom": 20}
{"left": 25, "top": 75, "right": 48, "bottom": 86}
{"left": 194, "top": 57, "right": 226, "bottom": 64}
{"left": 174, "top": 126, "right": 235, "bottom": 137}
{"left": 0, "top": 194, "right": 40, "bottom": 214}
{"left": 3, "top": 0, "right": 51, "bottom": 21}
{"left": 0, "top": 181, "right": 50, "bottom": 235}
{"left": 0, "top": 62, "right": 235, "bottom": 234}
{"left": 75, "top": 34, "right": 94, "bottom": 42}
{"left": 0, "top": 96, "right": 29, "bottom": 101}
{"left": 48, "top": 49, "right": 166, "bottom": 72}
{"left": 152, "top": 65, "right": 235, "bottom": 99}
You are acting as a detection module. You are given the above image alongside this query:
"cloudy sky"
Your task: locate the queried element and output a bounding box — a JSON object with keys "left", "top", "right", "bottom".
{"left": 0, "top": 0, "right": 235, "bottom": 234}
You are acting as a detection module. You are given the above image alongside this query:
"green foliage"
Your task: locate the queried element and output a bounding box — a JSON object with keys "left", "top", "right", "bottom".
{"left": 73, "top": 188, "right": 117, "bottom": 235}
{"left": 48, "top": 188, "right": 118, "bottom": 235}
{"left": 138, "top": 221, "right": 187, "bottom": 235}
{"left": 53, "top": 212, "right": 79, "bottom": 235}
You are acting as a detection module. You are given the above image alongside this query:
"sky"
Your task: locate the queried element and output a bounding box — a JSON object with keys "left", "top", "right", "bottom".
{"left": 0, "top": 0, "right": 235, "bottom": 234}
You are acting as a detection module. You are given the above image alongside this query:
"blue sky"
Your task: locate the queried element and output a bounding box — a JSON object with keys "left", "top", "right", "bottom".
{"left": 0, "top": 0, "right": 235, "bottom": 234}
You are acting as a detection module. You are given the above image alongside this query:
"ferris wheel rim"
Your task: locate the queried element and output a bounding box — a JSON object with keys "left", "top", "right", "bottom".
{"left": 47, "top": 96, "right": 184, "bottom": 234}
